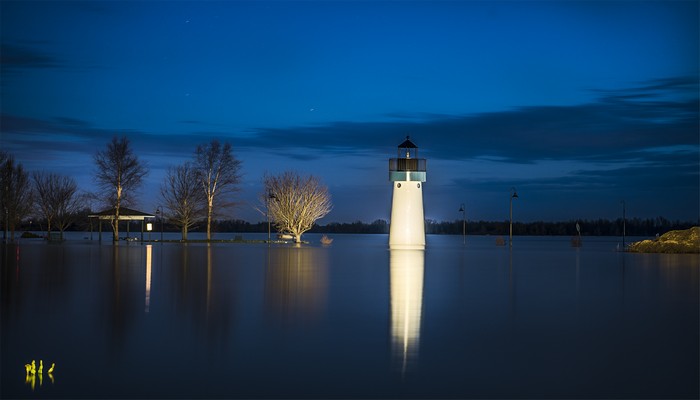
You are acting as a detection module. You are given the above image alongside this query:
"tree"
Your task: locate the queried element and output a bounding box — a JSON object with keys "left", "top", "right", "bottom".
{"left": 94, "top": 136, "right": 148, "bottom": 242}
{"left": 194, "top": 140, "right": 242, "bottom": 240}
{"left": 262, "top": 171, "right": 332, "bottom": 243}
{"left": 32, "top": 171, "right": 84, "bottom": 240}
{"left": 160, "top": 162, "right": 205, "bottom": 240}
{"left": 0, "top": 152, "right": 32, "bottom": 241}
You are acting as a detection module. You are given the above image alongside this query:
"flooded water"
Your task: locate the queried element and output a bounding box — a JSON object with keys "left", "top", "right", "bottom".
{"left": 1, "top": 234, "right": 698, "bottom": 398}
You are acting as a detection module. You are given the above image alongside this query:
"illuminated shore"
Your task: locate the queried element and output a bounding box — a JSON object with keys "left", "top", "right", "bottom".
{"left": 628, "top": 227, "right": 699, "bottom": 254}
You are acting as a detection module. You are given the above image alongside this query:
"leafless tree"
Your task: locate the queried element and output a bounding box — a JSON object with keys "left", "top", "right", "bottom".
{"left": 32, "top": 171, "right": 55, "bottom": 235}
{"left": 194, "top": 140, "right": 242, "bottom": 240}
{"left": 94, "top": 136, "right": 148, "bottom": 242}
{"left": 160, "top": 162, "right": 205, "bottom": 241}
{"left": 32, "top": 171, "right": 84, "bottom": 240}
{"left": 1, "top": 152, "right": 32, "bottom": 241}
{"left": 262, "top": 171, "right": 332, "bottom": 243}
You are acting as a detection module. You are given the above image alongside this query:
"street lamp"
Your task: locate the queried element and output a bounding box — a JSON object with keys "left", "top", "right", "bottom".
{"left": 621, "top": 200, "right": 626, "bottom": 249}
{"left": 156, "top": 206, "right": 163, "bottom": 242}
{"left": 267, "top": 192, "right": 277, "bottom": 243}
{"left": 3, "top": 184, "right": 8, "bottom": 243}
{"left": 509, "top": 188, "right": 519, "bottom": 247}
{"left": 458, "top": 203, "right": 466, "bottom": 245}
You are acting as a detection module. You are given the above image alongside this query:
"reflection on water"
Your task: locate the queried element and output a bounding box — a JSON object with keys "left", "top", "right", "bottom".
{"left": 1, "top": 236, "right": 697, "bottom": 399}
{"left": 145, "top": 245, "right": 152, "bottom": 313}
{"left": 169, "top": 243, "right": 234, "bottom": 346}
{"left": 390, "top": 248, "right": 424, "bottom": 374}
{"left": 264, "top": 246, "right": 328, "bottom": 324}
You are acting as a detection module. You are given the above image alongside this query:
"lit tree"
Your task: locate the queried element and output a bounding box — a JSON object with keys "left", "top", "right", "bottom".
{"left": 160, "top": 162, "right": 205, "bottom": 240}
{"left": 32, "top": 171, "right": 84, "bottom": 239}
{"left": 0, "top": 152, "right": 32, "bottom": 241}
{"left": 262, "top": 171, "right": 332, "bottom": 243}
{"left": 94, "top": 136, "right": 148, "bottom": 242}
{"left": 194, "top": 140, "right": 242, "bottom": 240}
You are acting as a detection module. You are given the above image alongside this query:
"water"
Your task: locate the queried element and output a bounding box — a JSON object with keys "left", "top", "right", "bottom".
{"left": 1, "top": 234, "right": 698, "bottom": 398}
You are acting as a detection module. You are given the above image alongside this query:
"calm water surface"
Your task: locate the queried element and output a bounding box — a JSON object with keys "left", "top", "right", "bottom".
{"left": 1, "top": 234, "right": 698, "bottom": 399}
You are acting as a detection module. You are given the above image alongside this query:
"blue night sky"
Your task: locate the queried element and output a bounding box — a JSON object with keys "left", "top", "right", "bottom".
{"left": 2, "top": 1, "right": 698, "bottom": 224}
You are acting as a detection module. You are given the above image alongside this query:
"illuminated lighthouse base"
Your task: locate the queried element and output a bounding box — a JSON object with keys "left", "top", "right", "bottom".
{"left": 389, "top": 180, "right": 425, "bottom": 249}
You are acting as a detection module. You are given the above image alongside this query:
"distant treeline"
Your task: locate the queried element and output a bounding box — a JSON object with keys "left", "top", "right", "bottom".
{"left": 23, "top": 212, "right": 697, "bottom": 237}
{"left": 310, "top": 217, "right": 697, "bottom": 236}
{"left": 421, "top": 218, "right": 698, "bottom": 237}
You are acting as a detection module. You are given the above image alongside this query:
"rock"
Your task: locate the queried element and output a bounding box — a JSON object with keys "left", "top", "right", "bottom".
{"left": 627, "top": 227, "right": 699, "bottom": 254}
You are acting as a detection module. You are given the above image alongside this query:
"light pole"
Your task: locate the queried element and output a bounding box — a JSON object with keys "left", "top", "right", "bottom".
{"left": 3, "top": 184, "right": 8, "bottom": 243}
{"left": 267, "top": 192, "right": 276, "bottom": 243}
{"left": 156, "top": 206, "right": 163, "bottom": 242}
{"left": 458, "top": 203, "right": 466, "bottom": 245}
{"left": 509, "top": 188, "right": 519, "bottom": 247}
{"left": 621, "top": 200, "right": 626, "bottom": 249}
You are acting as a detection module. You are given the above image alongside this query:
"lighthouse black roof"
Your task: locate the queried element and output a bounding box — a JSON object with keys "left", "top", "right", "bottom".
{"left": 398, "top": 136, "right": 418, "bottom": 148}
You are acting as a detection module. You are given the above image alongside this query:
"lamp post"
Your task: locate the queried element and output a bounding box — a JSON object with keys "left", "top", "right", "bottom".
{"left": 458, "top": 203, "right": 466, "bottom": 245}
{"left": 3, "top": 184, "right": 7, "bottom": 243}
{"left": 267, "top": 192, "right": 276, "bottom": 243}
{"left": 156, "top": 206, "right": 163, "bottom": 242}
{"left": 509, "top": 188, "right": 519, "bottom": 247}
{"left": 621, "top": 200, "right": 626, "bottom": 249}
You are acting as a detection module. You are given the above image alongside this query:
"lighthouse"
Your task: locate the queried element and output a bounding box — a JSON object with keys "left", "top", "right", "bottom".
{"left": 389, "top": 136, "right": 426, "bottom": 249}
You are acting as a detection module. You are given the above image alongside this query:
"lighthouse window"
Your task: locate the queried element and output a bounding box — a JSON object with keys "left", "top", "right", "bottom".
{"left": 417, "top": 183, "right": 421, "bottom": 188}
{"left": 397, "top": 183, "right": 401, "bottom": 188}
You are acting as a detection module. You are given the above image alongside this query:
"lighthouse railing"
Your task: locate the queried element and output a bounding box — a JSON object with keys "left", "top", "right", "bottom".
{"left": 389, "top": 158, "right": 426, "bottom": 172}
{"left": 389, "top": 158, "right": 427, "bottom": 182}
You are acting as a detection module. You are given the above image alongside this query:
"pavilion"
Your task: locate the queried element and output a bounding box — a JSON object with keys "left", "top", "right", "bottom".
{"left": 88, "top": 207, "right": 156, "bottom": 242}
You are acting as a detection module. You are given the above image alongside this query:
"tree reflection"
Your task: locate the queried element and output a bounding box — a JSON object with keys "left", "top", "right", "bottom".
{"left": 106, "top": 244, "right": 144, "bottom": 348}
{"left": 171, "top": 243, "right": 234, "bottom": 346}
{"left": 390, "top": 248, "right": 424, "bottom": 375}
{"left": 264, "top": 246, "right": 328, "bottom": 325}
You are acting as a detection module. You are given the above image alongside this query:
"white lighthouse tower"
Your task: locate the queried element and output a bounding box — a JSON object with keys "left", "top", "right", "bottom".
{"left": 389, "top": 136, "right": 426, "bottom": 249}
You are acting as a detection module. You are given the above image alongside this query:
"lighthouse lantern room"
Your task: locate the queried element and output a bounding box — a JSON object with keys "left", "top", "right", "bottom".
{"left": 389, "top": 136, "right": 426, "bottom": 249}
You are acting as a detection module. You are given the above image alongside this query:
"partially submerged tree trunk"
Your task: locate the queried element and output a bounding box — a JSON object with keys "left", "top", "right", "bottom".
{"left": 194, "top": 140, "right": 241, "bottom": 241}
{"left": 160, "top": 162, "right": 204, "bottom": 241}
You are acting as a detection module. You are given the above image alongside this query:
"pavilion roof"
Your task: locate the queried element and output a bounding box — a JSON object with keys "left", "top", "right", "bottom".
{"left": 88, "top": 207, "right": 156, "bottom": 220}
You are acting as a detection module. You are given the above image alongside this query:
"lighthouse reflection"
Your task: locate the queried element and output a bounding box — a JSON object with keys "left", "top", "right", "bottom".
{"left": 390, "top": 248, "right": 425, "bottom": 374}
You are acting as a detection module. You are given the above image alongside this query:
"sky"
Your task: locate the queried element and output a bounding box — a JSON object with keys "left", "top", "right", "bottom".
{"left": 2, "top": 0, "right": 698, "bottom": 224}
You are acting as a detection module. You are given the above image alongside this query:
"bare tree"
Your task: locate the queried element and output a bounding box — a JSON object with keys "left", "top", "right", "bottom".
{"left": 94, "top": 136, "right": 148, "bottom": 242}
{"left": 33, "top": 171, "right": 56, "bottom": 235}
{"left": 160, "top": 162, "right": 205, "bottom": 240}
{"left": 1, "top": 152, "right": 32, "bottom": 241}
{"left": 194, "top": 140, "right": 242, "bottom": 240}
{"left": 262, "top": 171, "right": 332, "bottom": 243}
{"left": 54, "top": 193, "right": 87, "bottom": 240}
{"left": 33, "top": 171, "right": 84, "bottom": 240}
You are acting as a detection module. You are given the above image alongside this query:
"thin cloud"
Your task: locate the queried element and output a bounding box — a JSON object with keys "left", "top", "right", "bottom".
{"left": 0, "top": 43, "right": 62, "bottom": 70}
{"left": 240, "top": 77, "right": 698, "bottom": 166}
